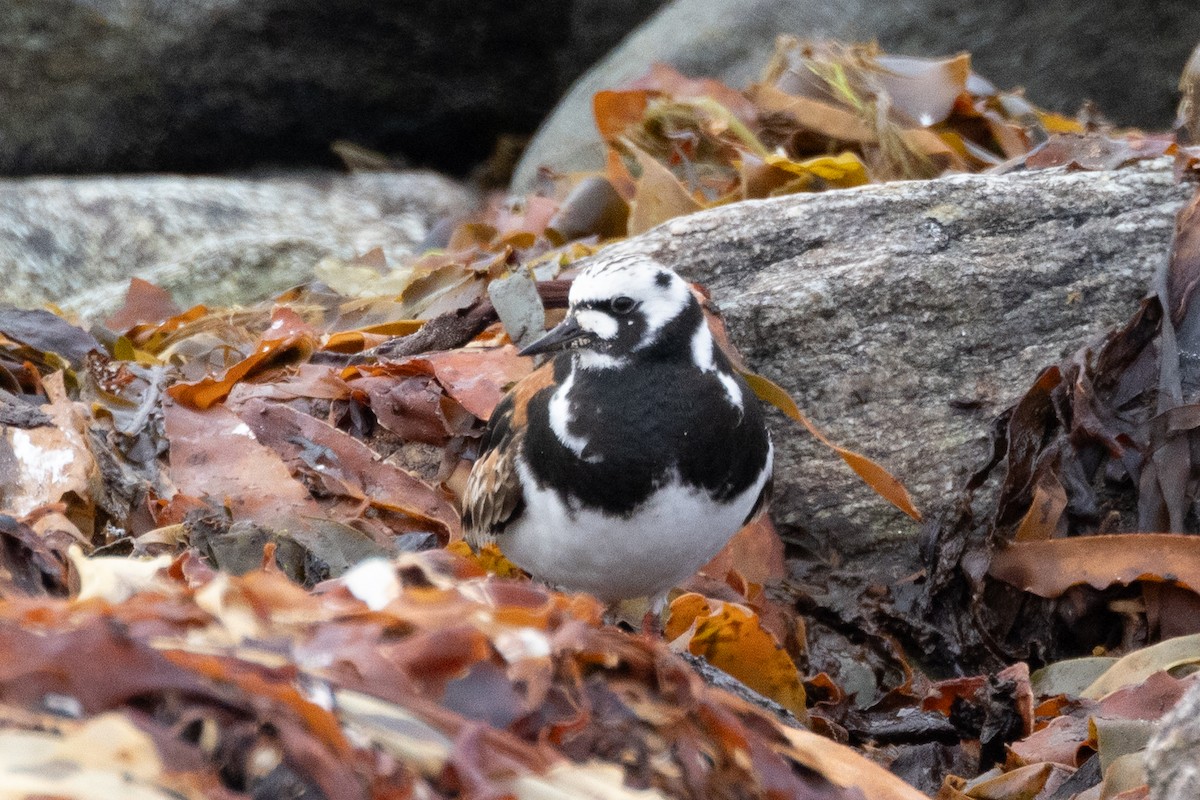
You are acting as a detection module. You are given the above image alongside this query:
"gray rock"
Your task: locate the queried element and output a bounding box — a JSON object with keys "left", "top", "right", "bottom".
{"left": 0, "top": 0, "right": 664, "bottom": 176}
{"left": 513, "top": 0, "right": 1198, "bottom": 191}
{"left": 0, "top": 171, "right": 473, "bottom": 318}
{"left": 593, "top": 160, "right": 1191, "bottom": 574}
{"left": 1146, "top": 678, "right": 1200, "bottom": 800}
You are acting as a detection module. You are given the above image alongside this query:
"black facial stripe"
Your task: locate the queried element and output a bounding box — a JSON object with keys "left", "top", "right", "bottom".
{"left": 579, "top": 297, "right": 638, "bottom": 315}
{"left": 635, "top": 298, "right": 703, "bottom": 360}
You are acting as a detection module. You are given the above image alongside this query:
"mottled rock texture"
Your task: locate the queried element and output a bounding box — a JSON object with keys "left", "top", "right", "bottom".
{"left": 596, "top": 161, "right": 1192, "bottom": 573}
{"left": 0, "top": 171, "right": 473, "bottom": 317}
{"left": 1147, "top": 677, "right": 1200, "bottom": 800}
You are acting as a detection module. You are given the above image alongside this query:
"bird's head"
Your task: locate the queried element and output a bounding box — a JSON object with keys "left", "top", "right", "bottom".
{"left": 520, "top": 257, "right": 699, "bottom": 366}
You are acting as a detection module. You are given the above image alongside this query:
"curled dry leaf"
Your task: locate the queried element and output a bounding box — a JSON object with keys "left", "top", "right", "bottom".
{"left": 989, "top": 534, "right": 1200, "bottom": 598}
{"left": 0, "top": 551, "right": 922, "bottom": 799}
{"left": 167, "top": 312, "right": 317, "bottom": 410}
{"left": 68, "top": 544, "right": 172, "bottom": 603}
{"left": 741, "top": 370, "right": 921, "bottom": 520}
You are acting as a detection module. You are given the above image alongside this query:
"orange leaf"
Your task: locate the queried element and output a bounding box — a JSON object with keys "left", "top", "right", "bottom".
{"left": 593, "top": 89, "right": 653, "bottom": 141}
{"left": 446, "top": 541, "right": 525, "bottom": 579}
{"left": 167, "top": 332, "right": 314, "bottom": 409}
{"left": 321, "top": 330, "right": 389, "bottom": 354}
{"left": 321, "top": 319, "right": 425, "bottom": 354}
{"left": 740, "top": 370, "right": 922, "bottom": 521}
{"left": 1014, "top": 470, "right": 1068, "bottom": 541}
{"left": 748, "top": 83, "right": 879, "bottom": 143}
{"left": 128, "top": 303, "right": 209, "bottom": 349}
{"left": 625, "top": 141, "right": 703, "bottom": 235}
{"left": 702, "top": 515, "right": 785, "bottom": 585}
{"left": 629, "top": 63, "right": 756, "bottom": 121}
{"left": 989, "top": 534, "right": 1200, "bottom": 597}
{"left": 167, "top": 307, "right": 318, "bottom": 409}
{"left": 666, "top": 593, "right": 808, "bottom": 721}
{"left": 778, "top": 725, "right": 932, "bottom": 800}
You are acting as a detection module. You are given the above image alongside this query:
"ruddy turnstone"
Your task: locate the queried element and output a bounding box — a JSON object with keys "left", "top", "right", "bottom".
{"left": 463, "top": 255, "right": 773, "bottom": 606}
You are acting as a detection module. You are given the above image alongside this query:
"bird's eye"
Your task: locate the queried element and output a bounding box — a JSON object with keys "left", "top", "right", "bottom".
{"left": 611, "top": 296, "right": 636, "bottom": 315}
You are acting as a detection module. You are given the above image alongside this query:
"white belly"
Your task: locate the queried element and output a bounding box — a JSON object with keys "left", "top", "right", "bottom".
{"left": 501, "top": 455, "right": 771, "bottom": 602}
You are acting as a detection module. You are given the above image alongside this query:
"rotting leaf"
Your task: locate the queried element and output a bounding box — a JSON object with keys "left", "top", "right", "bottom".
{"left": 701, "top": 515, "right": 786, "bottom": 586}
{"left": 167, "top": 311, "right": 317, "bottom": 409}
{"left": 0, "top": 514, "right": 67, "bottom": 597}
{"left": 0, "top": 372, "right": 98, "bottom": 524}
{"left": 163, "top": 398, "right": 323, "bottom": 524}
{"left": 0, "top": 306, "right": 101, "bottom": 368}
{"left": 235, "top": 397, "right": 460, "bottom": 540}
{"left": 1023, "top": 133, "right": 1175, "bottom": 171}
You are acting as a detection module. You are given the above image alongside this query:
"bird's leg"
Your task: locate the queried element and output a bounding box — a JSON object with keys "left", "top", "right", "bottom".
{"left": 640, "top": 609, "right": 661, "bottom": 638}
{"left": 606, "top": 595, "right": 666, "bottom": 637}
{"left": 641, "top": 591, "right": 669, "bottom": 639}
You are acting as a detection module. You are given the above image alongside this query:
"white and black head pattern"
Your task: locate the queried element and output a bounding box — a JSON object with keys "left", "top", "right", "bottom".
{"left": 567, "top": 256, "right": 694, "bottom": 360}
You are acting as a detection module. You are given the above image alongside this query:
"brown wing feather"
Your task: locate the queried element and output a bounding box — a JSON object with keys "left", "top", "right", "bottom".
{"left": 463, "top": 425, "right": 524, "bottom": 548}
{"left": 463, "top": 362, "right": 555, "bottom": 549}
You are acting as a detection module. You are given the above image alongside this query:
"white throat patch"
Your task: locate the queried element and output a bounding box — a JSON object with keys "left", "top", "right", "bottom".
{"left": 575, "top": 350, "right": 627, "bottom": 370}
{"left": 547, "top": 369, "right": 601, "bottom": 461}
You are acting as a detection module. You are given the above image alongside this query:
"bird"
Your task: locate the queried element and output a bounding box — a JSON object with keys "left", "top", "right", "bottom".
{"left": 463, "top": 254, "right": 773, "bottom": 610}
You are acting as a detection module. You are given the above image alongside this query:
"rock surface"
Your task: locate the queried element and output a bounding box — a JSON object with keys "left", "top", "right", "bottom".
{"left": 1146, "top": 677, "right": 1200, "bottom": 800}
{"left": 596, "top": 161, "right": 1192, "bottom": 573}
{"left": 0, "top": 0, "right": 664, "bottom": 176}
{"left": 513, "top": 0, "right": 1198, "bottom": 191}
{"left": 0, "top": 171, "right": 473, "bottom": 318}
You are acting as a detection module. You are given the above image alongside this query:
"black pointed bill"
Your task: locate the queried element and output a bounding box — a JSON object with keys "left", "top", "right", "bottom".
{"left": 519, "top": 315, "right": 588, "bottom": 356}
